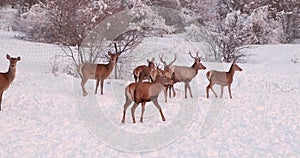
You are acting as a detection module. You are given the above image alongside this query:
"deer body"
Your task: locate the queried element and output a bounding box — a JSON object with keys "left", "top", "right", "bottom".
{"left": 159, "top": 54, "right": 177, "bottom": 99}
{"left": 121, "top": 76, "right": 171, "bottom": 123}
{"left": 78, "top": 52, "right": 120, "bottom": 96}
{"left": 133, "top": 58, "right": 155, "bottom": 82}
{"left": 206, "top": 63, "right": 242, "bottom": 99}
{"left": 0, "top": 54, "right": 21, "bottom": 111}
{"left": 169, "top": 52, "right": 206, "bottom": 98}
{"left": 150, "top": 66, "right": 171, "bottom": 103}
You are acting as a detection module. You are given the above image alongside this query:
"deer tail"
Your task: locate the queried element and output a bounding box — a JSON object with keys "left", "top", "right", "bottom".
{"left": 133, "top": 69, "right": 139, "bottom": 82}
{"left": 206, "top": 71, "right": 211, "bottom": 81}
{"left": 125, "top": 84, "right": 135, "bottom": 102}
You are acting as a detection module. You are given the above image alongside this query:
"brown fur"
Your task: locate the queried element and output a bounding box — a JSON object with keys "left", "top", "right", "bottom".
{"left": 133, "top": 58, "right": 155, "bottom": 82}
{"left": 159, "top": 54, "right": 177, "bottom": 100}
{"left": 121, "top": 75, "right": 172, "bottom": 123}
{"left": 77, "top": 52, "right": 120, "bottom": 96}
{"left": 206, "top": 63, "right": 242, "bottom": 99}
{"left": 0, "top": 54, "right": 21, "bottom": 111}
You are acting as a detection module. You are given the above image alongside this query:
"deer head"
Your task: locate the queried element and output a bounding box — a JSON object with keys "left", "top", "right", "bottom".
{"left": 147, "top": 57, "right": 155, "bottom": 69}
{"left": 189, "top": 51, "right": 206, "bottom": 70}
{"left": 7, "top": 54, "right": 21, "bottom": 69}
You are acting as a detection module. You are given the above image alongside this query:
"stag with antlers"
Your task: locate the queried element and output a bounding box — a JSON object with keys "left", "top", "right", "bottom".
{"left": 169, "top": 51, "right": 206, "bottom": 98}
{"left": 158, "top": 53, "right": 177, "bottom": 99}
{"left": 77, "top": 43, "right": 122, "bottom": 96}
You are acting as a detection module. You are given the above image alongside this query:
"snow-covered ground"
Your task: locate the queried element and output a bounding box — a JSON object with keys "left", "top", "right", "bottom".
{"left": 0, "top": 31, "right": 299, "bottom": 157}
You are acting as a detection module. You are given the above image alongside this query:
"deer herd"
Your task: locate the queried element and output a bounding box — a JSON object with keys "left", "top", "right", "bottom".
{"left": 0, "top": 49, "right": 242, "bottom": 125}
{"left": 75, "top": 48, "right": 243, "bottom": 124}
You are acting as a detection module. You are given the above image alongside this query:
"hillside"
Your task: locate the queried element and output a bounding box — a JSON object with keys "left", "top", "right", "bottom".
{"left": 0, "top": 31, "right": 299, "bottom": 157}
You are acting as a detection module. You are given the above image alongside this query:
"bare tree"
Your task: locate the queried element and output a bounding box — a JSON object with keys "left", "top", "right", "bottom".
{"left": 111, "top": 29, "right": 144, "bottom": 79}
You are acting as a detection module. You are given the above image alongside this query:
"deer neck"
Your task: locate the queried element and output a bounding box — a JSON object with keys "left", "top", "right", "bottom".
{"left": 191, "top": 63, "right": 199, "bottom": 75}
{"left": 107, "top": 59, "right": 117, "bottom": 70}
{"left": 5, "top": 66, "right": 17, "bottom": 82}
{"left": 228, "top": 65, "right": 235, "bottom": 78}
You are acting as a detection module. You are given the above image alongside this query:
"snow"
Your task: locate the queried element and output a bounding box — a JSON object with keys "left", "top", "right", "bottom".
{"left": 0, "top": 31, "right": 299, "bottom": 157}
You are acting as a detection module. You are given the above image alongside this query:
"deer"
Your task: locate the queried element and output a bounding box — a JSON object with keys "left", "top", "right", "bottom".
{"left": 149, "top": 63, "right": 164, "bottom": 82}
{"left": 206, "top": 61, "right": 242, "bottom": 99}
{"left": 121, "top": 75, "right": 173, "bottom": 124}
{"left": 159, "top": 53, "right": 177, "bottom": 98}
{"left": 77, "top": 43, "right": 121, "bottom": 96}
{"left": 169, "top": 51, "right": 206, "bottom": 98}
{"left": 132, "top": 57, "right": 155, "bottom": 82}
{"left": 0, "top": 54, "right": 21, "bottom": 111}
{"left": 149, "top": 63, "right": 171, "bottom": 103}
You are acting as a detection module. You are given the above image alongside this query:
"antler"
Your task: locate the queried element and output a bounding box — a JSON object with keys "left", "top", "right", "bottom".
{"left": 160, "top": 53, "right": 177, "bottom": 66}
{"left": 190, "top": 51, "right": 203, "bottom": 60}
{"left": 168, "top": 53, "right": 177, "bottom": 66}
{"left": 159, "top": 54, "right": 167, "bottom": 66}
{"left": 155, "top": 63, "right": 163, "bottom": 70}
{"left": 114, "top": 42, "right": 118, "bottom": 54}
{"left": 189, "top": 50, "right": 196, "bottom": 59}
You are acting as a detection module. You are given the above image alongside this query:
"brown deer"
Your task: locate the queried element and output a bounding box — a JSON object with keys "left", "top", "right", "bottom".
{"left": 121, "top": 75, "right": 172, "bottom": 124}
{"left": 169, "top": 51, "right": 206, "bottom": 98}
{"left": 149, "top": 63, "right": 164, "bottom": 82}
{"left": 159, "top": 53, "right": 177, "bottom": 98}
{"left": 149, "top": 63, "right": 172, "bottom": 103}
{"left": 0, "top": 54, "right": 21, "bottom": 111}
{"left": 132, "top": 58, "right": 155, "bottom": 82}
{"left": 206, "top": 61, "right": 242, "bottom": 99}
{"left": 77, "top": 43, "right": 121, "bottom": 96}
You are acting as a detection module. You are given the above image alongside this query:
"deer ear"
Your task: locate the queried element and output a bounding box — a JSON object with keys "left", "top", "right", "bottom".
{"left": 108, "top": 51, "right": 112, "bottom": 56}
{"left": 6, "top": 54, "right": 10, "bottom": 59}
{"left": 232, "top": 59, "right": 236, "bottom": 64}
{"left": 17, "top": 57, "right": 21, "bottom": 61}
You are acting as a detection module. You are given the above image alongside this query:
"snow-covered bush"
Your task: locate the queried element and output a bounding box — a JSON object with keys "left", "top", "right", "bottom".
{"left": 0, "top": 7, "right": 20, "bottom": 31}
{"left": 245, "top": 6, "right": 283, "bottom": 44}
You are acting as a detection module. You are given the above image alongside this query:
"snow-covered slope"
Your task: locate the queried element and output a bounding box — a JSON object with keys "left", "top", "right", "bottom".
{"left": 0, "top": 31, "right": 299, "bottom": 157}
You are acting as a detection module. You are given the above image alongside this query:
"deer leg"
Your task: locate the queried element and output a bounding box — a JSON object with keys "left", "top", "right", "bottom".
{"left": 121, "top": 97, "right": 132, "bottom": 123}
{"left": 131, "top": 102, "right": 139, "bottom": 123}
{"left": 163, "top": 86, "right": 167, "bottom": 103}
{"left": 0, "top": 91, "right": 3, "bottom": 111}
{"left": 171, "top": 85, "right": 176, "bottom": 97}
{"left": 100, "top": 79, "right": 104, "bottom": 95}
{"left": 184, "top": 83, "right": 188, "bottom": 98}
{"left": 95, "top": 79, "right": 100, "bottom": 94}
{"left": 152, "top": 98, "right": 166, "bottom": 121}
{"left": 187, "top": 83, "right": 193, "bottom": 98}
{"left": 206, "top": 83, "right": 217, "bottom": 98}
{"left": 138, "top": 73, "right": 144, "bottom": 82}
{"left": 81, "top": 77, "right": 88, "bottom": 96}
{"left": 206, "top": 84, "right": 210, "bottom": 98}
{"left": 228, "top": 84, "right": 232, "bottom": 99}
{"left": 210, "top": 85, "right": 218, "bottom": 98}
{"left": 168, "top": 85, "right": 171, "bottom": 98}
{"left": 140, "top": 102, "right": 146, "bottom": 123}
{"left": 220, "top": 86, "right": 224, "bottom": 98}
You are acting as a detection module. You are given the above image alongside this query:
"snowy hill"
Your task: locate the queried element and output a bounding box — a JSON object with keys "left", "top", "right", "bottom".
{"left": 0, "top": 31, "right": 299, "bottom": 157}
